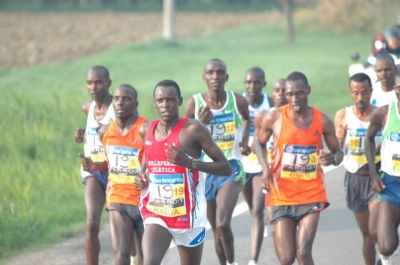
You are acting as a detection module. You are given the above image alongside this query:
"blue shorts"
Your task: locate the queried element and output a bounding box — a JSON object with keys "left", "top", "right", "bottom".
{"left": 82, "top": 169, "right": 108, "bottom": 191}
{"left": 205, "top": 159, "right": 245, "bottom": 201}
{"left": 244, "top": 171, "right": 262, "bottom": 187}
{"left": 379, "top": 172, "right": 400, "bottom": 208}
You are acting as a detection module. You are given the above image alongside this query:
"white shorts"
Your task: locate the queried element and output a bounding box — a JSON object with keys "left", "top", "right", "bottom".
{"left": 144, "top": 217, "right": 206, "bottom": 247}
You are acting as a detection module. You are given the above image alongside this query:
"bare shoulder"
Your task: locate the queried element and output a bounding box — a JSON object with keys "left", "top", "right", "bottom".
{"left": 183, "top": 118, "right": 207, "bottom": 132}
{"left": 334, "top": 107, "right": 346, "bottom": 123}
{"left": 139, "top": 120, "right": 152, "bottom": 138}
{"left": 98, "top": 124, "right": 110, "bottom": 141}
{"left": 82, "top": 100, "right": 92, "bottom": 115}
{"left": 233, "top": 92, "right": 247, "bottom": 104}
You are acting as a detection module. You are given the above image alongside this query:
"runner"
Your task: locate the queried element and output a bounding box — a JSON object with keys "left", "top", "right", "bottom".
{"left": 255, "top": 71, "right": 343, "bottom": 265}
{"left": 334, "top": 73, "right": 380, "bottom": 265}
{"left": 184, "top": 59, "right": 251, "bottom": 265}
{"left": 365, "top": 73, "right": 400, "bottom": 262}
{"left": 241, "top": 67, "right": 272, "bottom": 265}
{"left": 135, "top": 79, "right": 232, "bottom": 265}
{"left": 371, "top": 53, "right": 398, "bottom": 107}
{"left": 74, "top": 65, "right": 114, "bottom": 265}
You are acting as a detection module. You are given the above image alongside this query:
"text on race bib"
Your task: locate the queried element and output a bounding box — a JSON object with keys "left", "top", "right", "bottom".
{"left": 349, "top": 128, "right": 381, "bottom": 164}
{"left": 107, "top": 145, "right": 140, "bottom": 184}
{"left": 389, "top": 133, "right": 400, "bottom": 172}
{"left": 208, "top": 113, "right": 235, "bottom": 150}
{"left": 147, "top": 173, "right": 186, "bottom": 217}
{"left": 281, "top": 144, "right": 318, "bottom": 180}
{"left": 85, "top": 127, "right": 105, "bottom": 162}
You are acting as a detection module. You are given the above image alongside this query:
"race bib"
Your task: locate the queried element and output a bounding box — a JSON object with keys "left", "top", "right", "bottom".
{"left": 348, "top": 128, "right": 381, "bottom": 164}
{"left": 147, "top": 173, "right": 186, "bottom": 217}
{"left": 107, "top": 145, "right": 140, "bottom": 184}
{"left": 389, "top": 133, "right": 400, "bottom": 171}
{"left": 281, "top": 144, "right": 318, "bottom": 180}
{"left": 208, "top": 113, "right": 235, "bottom": 150}
{"left": 85, "top": 127, "right": 105, "bottom": 162}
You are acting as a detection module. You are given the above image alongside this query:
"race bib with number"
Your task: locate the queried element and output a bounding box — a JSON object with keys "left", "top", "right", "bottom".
{"left": 281, "top": 144, "right": 318, "bottom": 180}
{"left": 85, "top": 127, "right": 105, "bottom": 162}
{"left": 349, "top": 128, "right": 381, "bottom": 164}
{"left": 389, "top": 132, "right": 400, "bottom": 171}
{"left": 147, "top": 173, "right": 186, "bottom": 217}
{"left": 208, "top": 113, "right": 235, "bottom": 150}
{"left": 107, "top": 145, "right": 140, "bottom": 184}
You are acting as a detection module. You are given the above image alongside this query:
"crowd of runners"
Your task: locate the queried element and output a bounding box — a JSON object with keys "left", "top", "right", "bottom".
{"left": 75, "top": 55, "right": 400, "bottom": 265}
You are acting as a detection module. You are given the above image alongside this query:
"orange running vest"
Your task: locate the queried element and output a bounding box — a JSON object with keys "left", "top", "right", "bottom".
{"left": 266, "top": 105, "right": 328, "bottom": 206}
{"left": 103, "top": 117, "right": 147, "bottom": 207}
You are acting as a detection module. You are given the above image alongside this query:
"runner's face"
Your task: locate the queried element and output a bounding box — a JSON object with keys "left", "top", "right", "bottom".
{"left": 375, "top": 60, "right": 396, "bottom": 86}
{"left": 203, "top": 61, "right": 228, "bottom": 92}
{"left": 86, "top": 70, "right": 111, "bottom": 102}
{"left": 272, "top": 80, "right": 287, "bottom": 107}
{"left": 244, "top": 72, "right": 265, "bottom": 101}
{"left": 349, "top": 80, "right": 372, "bottom": 111}
{"left": 285, "top": 80, "right": 309, "bottom": 113}
{"left": 112, "top": 88, "right": 137, "bottom": 119}
{"left": 153, "top": 86, "right": 182, "bottom": 122}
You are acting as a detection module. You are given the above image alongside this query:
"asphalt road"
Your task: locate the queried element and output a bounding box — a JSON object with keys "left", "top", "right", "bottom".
{"left": 5, "top": 165, "right": 400, "bottom": 265}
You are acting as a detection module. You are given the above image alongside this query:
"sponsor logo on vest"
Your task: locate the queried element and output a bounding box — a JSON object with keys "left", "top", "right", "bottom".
{"left": 312, "top": 130, "right": 320, "bottom": 136}
{"left": 145, "top": 140, "right": 152, "bottom": 145}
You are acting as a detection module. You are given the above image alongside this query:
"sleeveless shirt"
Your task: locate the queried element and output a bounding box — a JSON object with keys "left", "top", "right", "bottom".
{"left": 103, "top": 117, "right": 147, "bottom": 207}
{"left": 140, "top": 118, "right": 207, "bottom": 229}
{"left": 381, "top": 102, "right": 400, "bottom": 176}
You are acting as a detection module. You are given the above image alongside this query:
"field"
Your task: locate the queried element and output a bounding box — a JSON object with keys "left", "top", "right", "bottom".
{"left": 0, "top": 11, "right": 371, "bottom": 260}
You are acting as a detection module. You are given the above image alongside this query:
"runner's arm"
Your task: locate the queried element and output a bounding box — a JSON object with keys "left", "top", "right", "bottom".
{"left": 322, "top": 113, "right": 344, "bottom": 166}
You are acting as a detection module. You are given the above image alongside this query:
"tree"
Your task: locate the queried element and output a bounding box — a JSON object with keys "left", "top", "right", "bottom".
{"left": 163, "top": 0, "right": 176, "bottom": 42}
{"left": 281, "top": 0, "right": 295, "bottom": 43}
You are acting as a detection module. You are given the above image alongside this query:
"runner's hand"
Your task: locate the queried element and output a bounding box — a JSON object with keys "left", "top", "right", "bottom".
{"left": 165, "top": 143, "right": 192, "bottom": 168}
{"left": 239, "top": 142, "right": 251, "bottom": 156}
{"left": 371, "top": 172, "right": 386, "bottom": 193}
{"left": 337, "top": 124, "right": 347, "bottom": 142}
{"left": 75, "top": 128, "right": 85, "bottom": 143}
{"left": 135, "top": 173, "right": 148, "bottom": 190}
{"left": 197, "top": 105, "right": 213, "bottom": 125}
{"left": 78, "top": 153, "right": 95, "bottom": 171}
{"left": 318, "top": 149, "right": 335, "bottom": 166}
{"left": 261, "top": 168, "right": 273, "bottom": 192}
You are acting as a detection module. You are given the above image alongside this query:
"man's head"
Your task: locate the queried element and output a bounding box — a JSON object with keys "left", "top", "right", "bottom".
{"left": 348, "top": 73, "right": 372, "bottom": 111}
{"left": 203, "top": 58, "right": 229, "bottom": 92}
{"left": 272, "top": 78, "right": 287, "bottom": 108}
{"left": 285, "top": 72, "right": 310, "bottom": 113}
{"left": 383, "top": 26, "right": 400, "bottom": 51}
{"left": 153, "top": 79, "right": 182, "bottom": 122}
{"left": 113, "top": 84, "right": 138, "bottom": 119}
{"left": 374, "top": 53, "right": 397, "bottom": 87}
{"left": 86, "top": 65, "right": 112, "bottom": 102}
{"left": 244, "top": 67, "right": 266, "bottom": 101}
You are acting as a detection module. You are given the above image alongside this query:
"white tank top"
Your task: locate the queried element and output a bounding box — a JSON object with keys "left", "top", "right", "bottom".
{"left": 371, "top": 82, "right": 397, "bottom": 107}
{"left": 84, "top": 101, "right": 115, "bottom": 163}
{"left": 241, "top": 93, "right": 271, "bottom": 173}
{"left": 343, "top": 106, "right": 381, "bottom": 173}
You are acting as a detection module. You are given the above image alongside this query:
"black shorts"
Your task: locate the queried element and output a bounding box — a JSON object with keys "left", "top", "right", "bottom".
{"left": 344, "top": 171, "right": 377, "bottom": 213}
{"left": 270, "top": 202, "right": 329, "bottom": 225}
{"left": 108, "top": 203, "right": 144, "bottom": 229}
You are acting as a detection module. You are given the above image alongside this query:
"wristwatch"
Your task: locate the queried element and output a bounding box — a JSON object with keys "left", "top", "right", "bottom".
{"left": 190, "top": 159, "right": 199, "bottom": 171}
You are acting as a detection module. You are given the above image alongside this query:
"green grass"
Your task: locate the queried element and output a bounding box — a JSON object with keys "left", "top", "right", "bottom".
{"left": 0, "top": 22, "right": 370, "bottom": 260}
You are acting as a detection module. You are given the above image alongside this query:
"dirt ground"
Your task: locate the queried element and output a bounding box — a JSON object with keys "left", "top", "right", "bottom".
{"left": 0, "top": 11, "right": 282, "bottom": 71}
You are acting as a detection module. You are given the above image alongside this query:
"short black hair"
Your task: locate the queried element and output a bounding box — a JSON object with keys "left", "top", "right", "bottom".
{"left": 204, "top": 58, "right": 227, "bottom": 71}
{"left": 349, "top": 73, "right": 372, "bottom": 88}
{"left": 89, "top": 65, "right": 110, "bottom": 80}
{"left": 286, "top": 71, "right": 308, "bottom": 86}
{"left": 245, "top": 67, "right": 265, "bottom": 79}
{"left": 153, "top": 79, "right": 181, "bottom": 98}
{"left": 116, "top": 84, "right": 137, "bottom": 99}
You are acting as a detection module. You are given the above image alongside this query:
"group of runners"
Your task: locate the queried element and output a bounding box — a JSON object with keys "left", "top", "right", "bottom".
{"left": 75, "top": 55, "right": 400, "bottom": 265}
